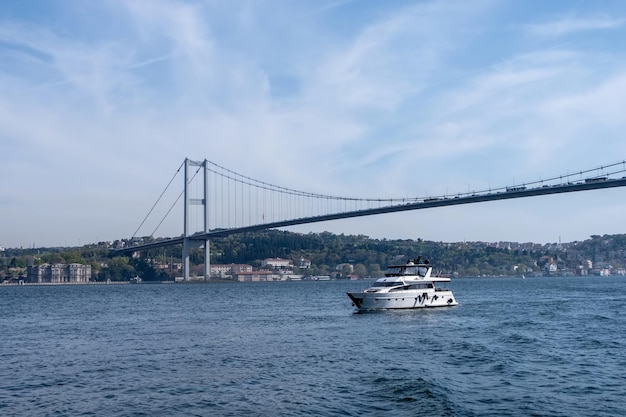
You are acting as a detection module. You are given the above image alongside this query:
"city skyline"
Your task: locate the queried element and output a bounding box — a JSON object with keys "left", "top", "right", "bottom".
{"left": 2, "top": 1, "right": 626, "bottom": 248}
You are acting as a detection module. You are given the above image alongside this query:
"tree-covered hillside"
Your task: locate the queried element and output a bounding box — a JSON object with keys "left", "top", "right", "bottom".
{"left": 2, "top": 231, "right": 626, "bottom": 281}
{"left": 207, "top": 230, "right": 626, "bottom": 277}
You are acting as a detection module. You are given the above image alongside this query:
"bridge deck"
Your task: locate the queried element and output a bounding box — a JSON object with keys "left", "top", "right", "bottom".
{"left": 114, "top": 177, "right": 626, "bottom": 254}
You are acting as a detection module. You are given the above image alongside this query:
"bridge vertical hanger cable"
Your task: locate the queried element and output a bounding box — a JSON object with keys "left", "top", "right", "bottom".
{"left": 240, "top": 175, "right": 244, "bottom": 226}
{"left": 241, "top": 171, "right": 244, "bottom": 227}
{"left": 206, "top": 159, "right": 626, "bottom": 231}
{"left": 206, "top": 164, "right": 212, "bottom": 232}
{"left": 249, "top": 180, "right": 252, "bottom": 226}
{"left": 195, "top": 170, "right": 199, "bottom": 234}
{"left": 215, "top": 165, "right": 219, "bottom": 229}
{"left": 118, "top": 158, "right": 626, "bottom": 256}
{"left": 198, "top": 159, "right": 626, "bottom": 216}
{"left": 210, "top": 167, "right": 215, "bottom": 230}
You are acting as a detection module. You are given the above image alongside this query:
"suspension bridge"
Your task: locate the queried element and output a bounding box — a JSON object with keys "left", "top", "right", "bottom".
{"left": 115, "top": 158, "right": 626, "bottom": 280}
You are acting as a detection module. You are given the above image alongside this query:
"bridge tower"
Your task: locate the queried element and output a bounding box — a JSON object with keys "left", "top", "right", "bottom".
{"left": 182, "top": 158, "right": 210, "bottom": 281}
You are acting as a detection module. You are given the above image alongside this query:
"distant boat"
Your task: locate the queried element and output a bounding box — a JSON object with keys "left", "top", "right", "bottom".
{"left": 310, "top": 275, "right": 331, "bottom": 281}
{"left": 346, "top": 257, "right": 457, "bottom": 311}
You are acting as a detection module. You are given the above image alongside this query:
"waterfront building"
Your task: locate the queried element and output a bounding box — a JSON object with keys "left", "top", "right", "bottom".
{"left": 261, "top": 258, "right": 293, "bottom": 269}
{"left": 335, "top": 263, "right": 354, "bottom": 273}
{"left": 210, "top": 264, "right": 252, "bottom": 278}
{"left": 27, "top": 263, "right": 91, "bottom": 283}
{"left": 547, "top": 262, "right": 558, "bottom": 275}
{"left": 298, "top": 257, "right": 311, "bottom": 269}
{"left": 232, "top": 270, "right": 273, "bottom": 282}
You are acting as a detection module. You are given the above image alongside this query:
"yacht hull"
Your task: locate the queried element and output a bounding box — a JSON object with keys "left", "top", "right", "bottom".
{"left": 347, "top": 290, "right": 457, "bottom": 310}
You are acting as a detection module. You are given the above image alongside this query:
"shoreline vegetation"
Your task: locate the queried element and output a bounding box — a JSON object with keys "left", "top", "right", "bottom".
{"left": 2, "top": 230, "right": 626, "bottom": 283}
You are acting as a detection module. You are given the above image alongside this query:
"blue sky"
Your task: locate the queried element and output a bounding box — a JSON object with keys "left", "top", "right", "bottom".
{"left": 2, "top": 0, "right": 626, "bottom": 248}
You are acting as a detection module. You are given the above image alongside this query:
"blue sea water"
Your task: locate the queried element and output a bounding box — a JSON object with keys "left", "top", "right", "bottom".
{"left": 1, "top": 276, "right": 626, "bottom": 416}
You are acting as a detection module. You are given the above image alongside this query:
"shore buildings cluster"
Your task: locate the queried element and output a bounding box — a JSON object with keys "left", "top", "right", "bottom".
{"left": 3, "top": 234, "right": 626, "bottom": 284}
{"left": 202, "top": 257, "right": 327, "bottom": 282}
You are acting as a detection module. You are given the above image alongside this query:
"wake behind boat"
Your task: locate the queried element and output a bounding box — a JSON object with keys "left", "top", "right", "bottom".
{"left": 347, "top": 257, "right": 458, "bottom": 311}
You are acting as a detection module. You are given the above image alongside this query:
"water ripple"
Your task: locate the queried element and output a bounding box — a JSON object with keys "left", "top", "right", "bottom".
{"left": 2, "top": 277, "right": 626, "bottom": 416}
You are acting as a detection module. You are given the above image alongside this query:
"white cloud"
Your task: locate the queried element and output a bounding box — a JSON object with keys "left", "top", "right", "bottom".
{"left": 526, "top": 15, "right": 626, "bottom": 37}
{"left": 1, "top": 1, "right": 626, "bottom": 247}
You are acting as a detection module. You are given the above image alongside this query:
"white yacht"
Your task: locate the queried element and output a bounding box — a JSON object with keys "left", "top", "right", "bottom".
{"left": 346, "top": 257, "right": 458, "bottom": 311}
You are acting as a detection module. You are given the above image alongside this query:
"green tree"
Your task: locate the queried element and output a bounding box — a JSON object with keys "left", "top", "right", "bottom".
{"left": 466, "top": 267, "right": 481, "bottom": 277}
{"left": 368, "top": 263, "right": 383, "bottom": 277}
{"left": 98, "top": 256, "right": 135, "bottom": 281}
{"left": 340, "top": 264, "right": 352, "bottom": 278}
{"left": 353, "top": 263, "right": 368, "bottom": 277}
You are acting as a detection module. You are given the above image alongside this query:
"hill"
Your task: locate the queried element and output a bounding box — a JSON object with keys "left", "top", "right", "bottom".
{"left": 2, "top": 231, "right": 625, "bottom": 282}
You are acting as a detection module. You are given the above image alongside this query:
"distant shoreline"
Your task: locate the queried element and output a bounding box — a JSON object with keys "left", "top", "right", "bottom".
{"left": 0, "top": 279, "right": 235, "bottom": 286}
{"left": 1, "top": 281, "right": 131, "bottom": 286}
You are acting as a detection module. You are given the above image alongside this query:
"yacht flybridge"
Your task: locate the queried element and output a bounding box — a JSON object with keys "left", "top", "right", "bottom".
{"left": 346, "top": 257, "right": 457, "bottom": 311}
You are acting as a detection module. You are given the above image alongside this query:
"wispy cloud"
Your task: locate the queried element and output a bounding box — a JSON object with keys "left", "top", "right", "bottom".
{"left": 1, "top": 1, "right": 626, "bottom": 246}
{"left": 526, "top": 15, "right": 626, "bottom": 37}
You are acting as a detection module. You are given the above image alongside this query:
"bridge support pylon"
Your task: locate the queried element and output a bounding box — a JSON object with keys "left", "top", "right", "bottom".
{"left": 182, "top": 158, "right": 210, "bottom": 282}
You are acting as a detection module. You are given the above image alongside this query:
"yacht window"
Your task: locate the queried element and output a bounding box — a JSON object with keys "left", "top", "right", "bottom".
{"left": 372, "top": 281, "right": 403, "bottom": 288}
{"left": 408, "top": 283, "right": 432, "bottom": 289}
{"left": 385, "top": 266, "right": 428, "bottom": 276}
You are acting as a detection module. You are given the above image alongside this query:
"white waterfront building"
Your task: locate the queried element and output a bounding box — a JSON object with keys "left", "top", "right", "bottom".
{"left": 27, "top": 263, "right": 91, "bottom": 283}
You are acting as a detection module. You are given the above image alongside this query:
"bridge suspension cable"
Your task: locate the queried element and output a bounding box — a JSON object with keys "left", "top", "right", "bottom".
{"left": 131, "top": 160, "right": 185, "bottom": 239}
{"left": 149, "top": 163, "right": 204, "bottom": 237}
{"left": 131, "top": 160, "right": 204, "bottom": 239}
{"left": 131, "top": 158, "right": 626, "bottom": 240}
